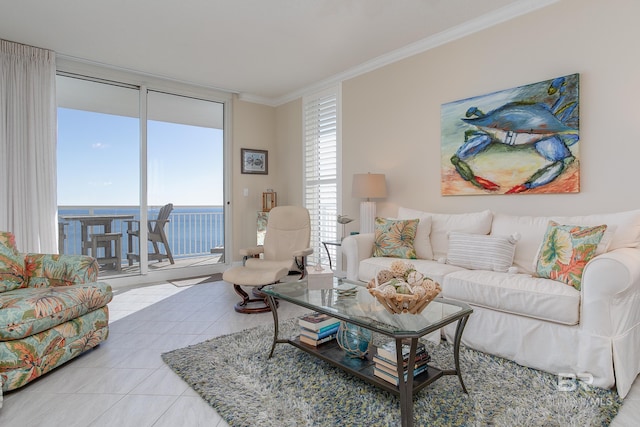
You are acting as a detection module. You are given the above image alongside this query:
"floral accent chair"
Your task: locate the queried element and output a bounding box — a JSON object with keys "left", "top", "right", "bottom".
{"left": 0, "top": 231, "right": 113, "bottom": 400}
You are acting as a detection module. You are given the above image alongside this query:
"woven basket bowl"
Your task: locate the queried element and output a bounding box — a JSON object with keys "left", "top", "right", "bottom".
{"left": 369, "top": 283, "right": 442, "bottom": 315}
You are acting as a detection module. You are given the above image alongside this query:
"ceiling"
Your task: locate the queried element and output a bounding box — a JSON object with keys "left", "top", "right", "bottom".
{"left": 0, "top": 0, "right": 557, "bottom": 105}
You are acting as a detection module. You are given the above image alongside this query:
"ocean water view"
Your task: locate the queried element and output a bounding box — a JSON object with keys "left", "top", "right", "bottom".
{"left": 58, "top": 206, "right": 225, "bottom": 263}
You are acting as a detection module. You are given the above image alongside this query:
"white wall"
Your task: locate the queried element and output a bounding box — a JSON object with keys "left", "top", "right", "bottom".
{"left": 231, "top": 96, "right": 278, "bottom": 259}
{"left": 275, "top": 98, "right": 303, "bottom": 208}
{"left": 337, "top": 0, "right": 640, "bottom": 223}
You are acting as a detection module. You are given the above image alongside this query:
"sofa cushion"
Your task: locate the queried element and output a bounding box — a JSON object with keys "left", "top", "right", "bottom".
{"left": 442, "top": 270, "right": 581, "bottom": 325}
{"left": 373, "top": 218, "right": 419, "bottom": 259}
{"left": 0, "top": 232, "right": 26, "bottom": 293}
{"left": 0, "top": 282, "right": 113, "bottom": 340}
{"left": 535, "top": 221, "right": 607, "bottom": 290}
{"left": 446, "top": 232, "right": 518, "bottom": 272}
{"left": 396, "top": 209, "right": 433, "bottom": 259}
{"left": 491, "top": 210, "right": 640, "bottom": 275}
{"left": 398, "top": 208, "right": 492, "bottom": 260}
{"left": 359, "top": 256, "right": 466, "bottom": 285}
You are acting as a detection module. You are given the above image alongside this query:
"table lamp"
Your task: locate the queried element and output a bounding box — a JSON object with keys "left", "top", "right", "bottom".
{"left": 352, "top": 173, "right": 387, "bottom": 234}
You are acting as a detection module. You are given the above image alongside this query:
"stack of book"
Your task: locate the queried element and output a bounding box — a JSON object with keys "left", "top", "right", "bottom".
{"left": 373, "top": 340, "right": 431, "bottom": 385}
{"left": 298, "top": 312, "right": 340, "bottom": 347}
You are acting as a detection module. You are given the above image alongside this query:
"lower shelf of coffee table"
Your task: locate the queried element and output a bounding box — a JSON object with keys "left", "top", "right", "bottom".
{"left": 289, "top": 336, "right": 444, "bottom": 395}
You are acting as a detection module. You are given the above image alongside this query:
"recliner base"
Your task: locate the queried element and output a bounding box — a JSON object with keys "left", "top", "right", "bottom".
{"left": 233, "top": 284, "right": 278, "bottom": 314}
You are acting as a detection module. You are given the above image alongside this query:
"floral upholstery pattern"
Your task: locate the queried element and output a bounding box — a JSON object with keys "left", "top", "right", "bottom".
{"left": 0, "top": 306, "right": 108, "bottom": 391}
{"left": 0, "top": 230, "right": 112, "bottom": 392}
{"left": 373, "top": 218, "right": 419, "bottom": 259}
{"left": 0, "top": 232, "right": 26, "bottom": 293}
{"left": 0, "top": 283, "right": 112, "bottom": 340}
{"left": 535, "top": 221, "right": 607, "bottom": 290}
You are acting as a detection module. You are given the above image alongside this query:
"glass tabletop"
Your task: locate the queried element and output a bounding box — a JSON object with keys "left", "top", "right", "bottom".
{"left": 263, "top": 277, "right": 472, "bottom": 338}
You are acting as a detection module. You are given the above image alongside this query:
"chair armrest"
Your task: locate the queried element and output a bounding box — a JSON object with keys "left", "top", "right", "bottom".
{"left": 293, "top": 248, "right": 313, "bottom": 257}
{"left": 24, "top": 253, "right": 99, "bottom": 288}
{"left": 239, "top": 246, "right": 264, "bottom": 257}
{"left": 341, "top": 234, "right": 375, "bottom": 281}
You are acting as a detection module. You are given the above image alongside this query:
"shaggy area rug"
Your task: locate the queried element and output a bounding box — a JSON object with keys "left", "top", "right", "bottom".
{"left": 162, "top": 318, "right": 621, "bottom": 427}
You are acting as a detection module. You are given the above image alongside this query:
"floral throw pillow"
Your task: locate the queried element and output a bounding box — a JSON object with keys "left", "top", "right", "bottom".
{"left": 535, "top": 221, "right": 607, "bottom": 290}
{"left": 373, "top": 218, "right": 419, "bottom": 259}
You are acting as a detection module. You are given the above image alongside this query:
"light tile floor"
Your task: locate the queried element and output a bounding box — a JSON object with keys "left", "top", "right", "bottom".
{"left": 1, "top": 280, "right": 638, "bottom": 426}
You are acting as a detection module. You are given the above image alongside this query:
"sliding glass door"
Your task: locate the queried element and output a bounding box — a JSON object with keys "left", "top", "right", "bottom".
{"left": 56, "top": 75, "right": 227, "bottom": 280}
{"left": 143, "top": 91, "right": 225, "bottom": 272}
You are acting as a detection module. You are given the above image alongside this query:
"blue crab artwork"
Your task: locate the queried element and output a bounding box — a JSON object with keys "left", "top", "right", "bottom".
{"left": 441, "top": 74, "right": 579, "bottom": 195}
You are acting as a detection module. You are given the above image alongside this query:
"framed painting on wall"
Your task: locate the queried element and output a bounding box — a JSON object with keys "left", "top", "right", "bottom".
{"left": 440, "top": 73, "right": 580, "bottom": 195}
{"left": 241, "top": 148, "right": 268, "bottom": 175}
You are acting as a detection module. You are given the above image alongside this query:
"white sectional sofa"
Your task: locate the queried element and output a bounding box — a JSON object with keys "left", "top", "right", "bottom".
{"left": 342, "top": 207, "right": 640, "bottom": 398}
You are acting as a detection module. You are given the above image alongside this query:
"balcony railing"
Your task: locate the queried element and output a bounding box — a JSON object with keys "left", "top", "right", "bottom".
{"left": 58, "top": 205, "right": 225, "bottom": 263}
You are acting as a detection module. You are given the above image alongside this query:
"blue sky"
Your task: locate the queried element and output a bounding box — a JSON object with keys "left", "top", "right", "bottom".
{"left": 57, "top": 108, "right": 224, "bottom": 206}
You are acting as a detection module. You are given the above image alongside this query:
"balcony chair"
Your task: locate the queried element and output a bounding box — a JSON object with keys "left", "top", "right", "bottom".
{"left": 223, "top": 205, "right": 313, "bottom": 313}
{"left": 126, "top": 203, "right": 175, "bottom": 265}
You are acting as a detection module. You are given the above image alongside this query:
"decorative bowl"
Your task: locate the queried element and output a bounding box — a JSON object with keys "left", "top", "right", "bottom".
{"left": 369, "top": 283, "right": 442, "bottom": 315}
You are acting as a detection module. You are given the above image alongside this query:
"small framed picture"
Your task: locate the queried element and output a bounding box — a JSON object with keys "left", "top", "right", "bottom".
{"left": 241, "top": 149, "right": 268, "bottom": 175}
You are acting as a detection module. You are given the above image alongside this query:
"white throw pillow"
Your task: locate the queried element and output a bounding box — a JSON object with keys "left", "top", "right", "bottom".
{"left": 446, "top": 232, "right": 519, "bottom": 272}
{"left": 399, "top": 208, "right": 493, "bottom": 260}
{"left": 396, "top": 209, "right": 433, "bottom": 260}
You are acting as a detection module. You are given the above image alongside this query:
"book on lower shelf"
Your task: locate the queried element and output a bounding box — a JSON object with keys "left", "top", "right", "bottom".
{"left": 299, "top": 332, "right": 337, "bottom": 347}
{"left": 373, "top": 363, "right": 430, "bottom": 385}
{"left": 299, "top": 312, "right": 340, "bottom": 331}
{"left": 300, "top": 323, "right": 339, "bottom": 340}
{"left": 376, "top": 340, "right": 427, "bottom": 363}
{"left": 373, "top": 351, "right": 431, "bottom": 373}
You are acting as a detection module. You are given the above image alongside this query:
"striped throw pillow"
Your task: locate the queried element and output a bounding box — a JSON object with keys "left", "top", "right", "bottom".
{"left": 446, "top": 232, "right": 519, "bottom": 272}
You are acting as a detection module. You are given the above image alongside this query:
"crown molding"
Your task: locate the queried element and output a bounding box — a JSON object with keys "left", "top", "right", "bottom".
{"left": 237, "top": 92, "right": 278, "bottom": 107}
{"left": 256, "top": 0, "right": 560, "bottom": 107}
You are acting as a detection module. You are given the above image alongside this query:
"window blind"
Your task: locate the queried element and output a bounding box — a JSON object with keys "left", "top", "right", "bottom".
{"left": 303, "top": 87, "right": 340, "bottom": 267}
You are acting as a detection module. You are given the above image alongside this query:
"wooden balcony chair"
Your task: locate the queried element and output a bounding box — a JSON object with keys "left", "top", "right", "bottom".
{"left": 126, "top": 203, "right": 175, "bottom": 265}
{"left": 223, "top": 205, "right": 313, "bottom": 313}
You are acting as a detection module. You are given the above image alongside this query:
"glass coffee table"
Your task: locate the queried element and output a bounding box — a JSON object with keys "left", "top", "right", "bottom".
{"left": 262, "top": 277, "right": 473, "bottom": 427}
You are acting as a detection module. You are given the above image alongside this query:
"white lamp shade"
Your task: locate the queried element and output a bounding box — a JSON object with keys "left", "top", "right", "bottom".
{"left": 352, "top": 173, "right": 387, "bottom": 200}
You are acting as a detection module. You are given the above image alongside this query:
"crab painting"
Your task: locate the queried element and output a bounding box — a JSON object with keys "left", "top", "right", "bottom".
{"left": 441, "top": 74, "right": 579, "bottom": 195}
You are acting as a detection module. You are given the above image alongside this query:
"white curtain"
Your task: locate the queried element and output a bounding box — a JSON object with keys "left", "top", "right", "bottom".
{"left": 0, "top": 39, "right": 57, "bottom": 253}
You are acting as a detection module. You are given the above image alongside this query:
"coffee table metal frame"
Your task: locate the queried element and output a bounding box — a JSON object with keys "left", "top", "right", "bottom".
{"left": 263, "top": 279, "right": 472, "bottom": 427}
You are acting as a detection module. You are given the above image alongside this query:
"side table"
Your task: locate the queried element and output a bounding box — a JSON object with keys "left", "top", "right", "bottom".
{"left": 321, "top": 240, "right": 342, "bottom": 269}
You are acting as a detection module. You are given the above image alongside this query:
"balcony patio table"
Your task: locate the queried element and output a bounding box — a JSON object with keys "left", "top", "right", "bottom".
{"left": 59, "top": 214, "right": 134, "bottom": 256}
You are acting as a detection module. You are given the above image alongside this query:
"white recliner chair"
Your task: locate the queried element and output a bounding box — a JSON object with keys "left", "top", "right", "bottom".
{"left": 223, "top": 206, "right": 313, "bottom": 313}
